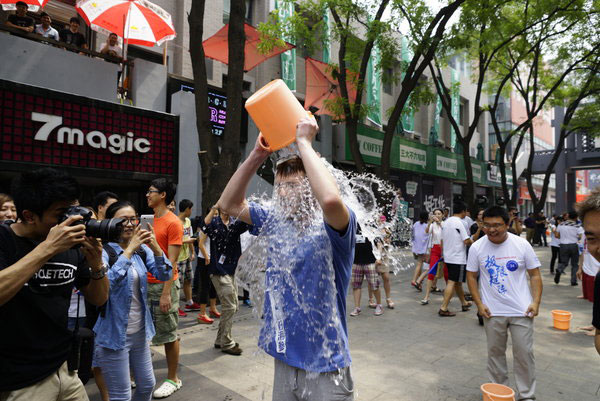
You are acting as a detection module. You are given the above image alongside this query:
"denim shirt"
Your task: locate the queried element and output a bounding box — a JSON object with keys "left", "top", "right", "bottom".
{"left": 94, "top": 243, "right": 172, "bottom": 350}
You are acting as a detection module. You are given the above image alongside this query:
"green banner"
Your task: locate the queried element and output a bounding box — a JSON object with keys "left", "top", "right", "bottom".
{"left": 323, "top": 9, "right": 330, "bottom": 63}
{"left": 344, "top": 124, "right": 511, "bottom": 187}
{"left": 366, "top": 45, "right": 381, "bottom": 126}
{"left": 430, "top": 95, "right": 442, "bottom": 143}
{"left": 401, "top": 37, "right": 414, "bottom": 132}
{"left": 277, "top": 0, "right": 296, "bottom": 91}
{"left": 450, "top": 68, "right": 460, "bottom": 150}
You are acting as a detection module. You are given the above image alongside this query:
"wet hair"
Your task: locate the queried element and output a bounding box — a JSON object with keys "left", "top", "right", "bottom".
{"left": 275, "top": 158, "right": 306, "bottom": 179}
{"left": 69, "top": 17, "right": 79, "bottom": 24}
{"left": 576, "top": 189, "right": 600, "bottom": 222}
{"left": 452, "top": 201, "right": 467, "bottom": 215}
{"left": 179, "top": 199, "right": 193, "bottom": 212}
{"left": 418, "top": 211, "right": 428, "bottom": 223}
{"left": 0, "top": 193, "right": 14, "bottom": 207}
{"left": 150, "top": 178, "right": 177, "bottom": 205}
{"left": 105, "top": 200, "right": 135, "bottom": 219}
{"left": 483, "top": 206, "right": 509, "bottom": 224}
{"left": 568, "top": 210, "right": 578, "bottom": 220}
{"left": 92, "top": 191, "right": 118, "bottom": 211}
{"left": 11, "top": 168, "right": 80, "bottom": 220}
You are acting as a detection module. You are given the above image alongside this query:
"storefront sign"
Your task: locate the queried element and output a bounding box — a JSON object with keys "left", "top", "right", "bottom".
{"left": 405, "top": 181, "right": 418, "bottom": 196}
{"left": 0, "top": 79, "right": 178, "bottom": 176}
{"left": 358, "top": 135, "right": 383, "bottom": 158}
{"left": 436, "top": 155, "right": 457, "bottom": 174}
{"left": 399, "top": 144, "right": 426, "bottom": 168}
{"left": 472, "top": 163, "right": 482, "bottom": 181}
{"left": 208, "top": 90, "right": 227, "bottom": 136}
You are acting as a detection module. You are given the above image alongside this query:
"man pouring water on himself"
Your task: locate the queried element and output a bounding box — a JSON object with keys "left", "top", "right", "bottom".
{"left": 218, "top": 113, "right": 357, "bottom": 400}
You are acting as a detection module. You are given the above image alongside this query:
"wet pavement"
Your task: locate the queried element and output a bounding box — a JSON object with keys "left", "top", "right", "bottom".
{"left": 86, "top": 246, "right": 600, "bottom": 400}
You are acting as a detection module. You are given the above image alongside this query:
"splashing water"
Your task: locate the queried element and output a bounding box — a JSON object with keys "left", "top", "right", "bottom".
{"left": 234, "top": 156, "right": 414, "bottom": 395}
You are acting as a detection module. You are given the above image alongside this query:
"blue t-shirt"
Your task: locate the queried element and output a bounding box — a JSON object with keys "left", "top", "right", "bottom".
{"left": 249, "top": 202, "right": 356, "bottom": 373}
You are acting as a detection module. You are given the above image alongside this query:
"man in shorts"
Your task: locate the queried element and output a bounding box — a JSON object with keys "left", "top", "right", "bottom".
{"left": 177, "top": 199, "right": 201, "bottom": 316}
{"left": 145, "top": 178, "right": 183, "bottom": 399}
{"left": 439, "top": 201, "right": 473, "bottom": 316}
{"left": 350, "top": 225, "right": 382, "bottom": 316}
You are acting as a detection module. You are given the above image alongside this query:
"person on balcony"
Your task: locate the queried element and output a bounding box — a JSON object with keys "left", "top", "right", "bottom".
{"left": 5, "top": 1, "right": 34, "bottom": 33}
{"left": 100, "top": 33, "right": 123, "bottom": 58}
{"left": 59, "top": 17, "right": 88, "bottom": 51}
{"left": 34, "top": 12, "right": 59, "bottom": 41}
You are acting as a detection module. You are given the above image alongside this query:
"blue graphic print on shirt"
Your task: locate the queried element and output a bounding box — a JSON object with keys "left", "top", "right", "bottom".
{"left": 506, "top": 260, "right": 518, "bottom": 272}
{"left": 485, "top": 255, "right": 508, "bottom": 295}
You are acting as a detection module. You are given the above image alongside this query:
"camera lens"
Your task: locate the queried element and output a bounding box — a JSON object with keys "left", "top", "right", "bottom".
{"left": 85, "top": 218, "right": 124, "bottom": 242}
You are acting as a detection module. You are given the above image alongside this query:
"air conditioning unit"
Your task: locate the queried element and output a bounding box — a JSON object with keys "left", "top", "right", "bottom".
{"left": 413, "top": 132, "right": 421, "bottom": 141}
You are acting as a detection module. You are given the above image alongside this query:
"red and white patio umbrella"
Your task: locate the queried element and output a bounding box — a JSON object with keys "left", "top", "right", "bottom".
{"left": 76, "top": 0, "right": 176, "bottom": 55}
{"left": 1, "top": 0, "right": 48, "bottom": 12}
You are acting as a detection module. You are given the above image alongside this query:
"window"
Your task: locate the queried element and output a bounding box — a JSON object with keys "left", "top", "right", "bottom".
{"left": 383, "top": 68, "right": 393, "bottom": 95}
{"left": 459, "top": 102, "right": 465, "bottom": 125}
{"left": 223, "top": 0, "right": 253, "bottom": 24}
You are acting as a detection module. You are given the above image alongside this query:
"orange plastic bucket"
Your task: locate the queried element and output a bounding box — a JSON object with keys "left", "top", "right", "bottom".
{"left": 551, "top": 310, "right": 572, "bottom": 330}
{"left": 481, "top": 383, "right": 515, "bottom": 401}
{"left": 245, "top": 79, "right": 309, "bottom": 152}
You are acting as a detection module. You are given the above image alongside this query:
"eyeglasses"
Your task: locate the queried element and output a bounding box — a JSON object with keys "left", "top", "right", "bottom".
{"left": 483, "top": 223, "right": 506, "bottom": 229}
{"left": 146, "top": 190, "right": 160, "bottom": 195}
{"left": 121, "top": 217, "right": 140, "bottom": 225}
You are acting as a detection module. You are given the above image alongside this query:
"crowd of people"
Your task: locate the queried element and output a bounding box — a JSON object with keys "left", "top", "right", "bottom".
{"left": 1, "top": 113, "right": 599, "bottom": 401}
{"left": 4, "top": 2, "right": 123, "bottom": 57}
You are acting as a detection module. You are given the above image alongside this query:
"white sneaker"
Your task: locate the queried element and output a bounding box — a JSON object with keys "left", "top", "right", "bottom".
{"left": 153, "top": 379, "right": 182, "bottom": 399}
{"left": 350, "top": 307, "right": 361, "bottom": 316}
{"left": 374, "top": 304, "right": 384, "bottom": 316}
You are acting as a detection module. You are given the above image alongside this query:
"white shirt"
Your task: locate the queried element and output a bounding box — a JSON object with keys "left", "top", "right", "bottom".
{"left": 199, "top": 236, "right": 211, "bottom": 259}
{"left": 68, "top": 289, "right": 86, "bottom": 318}
{"left": 35, "top": 24, "right": 59, "bottom": 40}
{"left": 582, "top": 236, "right": 600, "bottom": 277}
{"left": 428, "top": 222, "right": 443, "bottom": 245}
{"left": 442, "top": 216, "right": 469, "bottom": 264}
{"left": 126, "top": 265, "right": 144, "bottom": 335}
{"left": 462, "top": 216, "right": 474, "bottom": 231}
{"left": 467, "top": 233, "right": 541, "bottom": 317}
{"left": 557, "top": 222, "right": 581, "bottom": 244}
{"left": 101, "top": 42, "right": 122, "bottom": 55}
{"left": 549, "top": 224, "right": 559, "bottom": 247}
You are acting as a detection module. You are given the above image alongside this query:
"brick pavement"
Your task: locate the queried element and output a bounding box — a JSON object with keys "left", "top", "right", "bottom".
{"left": 87, "top": 246, "right": 600, "bottom": 400}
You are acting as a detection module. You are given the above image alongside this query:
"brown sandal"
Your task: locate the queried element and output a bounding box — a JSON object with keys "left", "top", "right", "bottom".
{"left": 438, "top": 309, "right": 456, "bottom": 317}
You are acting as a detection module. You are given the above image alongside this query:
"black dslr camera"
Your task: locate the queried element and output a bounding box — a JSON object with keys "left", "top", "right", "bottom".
{"left": 58, "top": 206, "right": 124, "bottom": 243}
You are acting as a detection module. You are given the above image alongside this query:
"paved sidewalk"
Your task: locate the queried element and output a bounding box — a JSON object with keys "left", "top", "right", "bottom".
{"left": 87, "top": 246, "right": 600, "bottom": 400}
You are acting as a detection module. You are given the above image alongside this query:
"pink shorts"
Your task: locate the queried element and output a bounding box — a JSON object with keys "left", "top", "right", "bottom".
{"left": 352, "top": 264, "right": 380, "bottom": 290}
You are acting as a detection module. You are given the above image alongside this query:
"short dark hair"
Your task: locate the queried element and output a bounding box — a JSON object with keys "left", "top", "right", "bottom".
{"left": 568, "top": 210, "right": 578, "bottom": 220}
{"left": 452, "top": 201, "right": 467, "bottom": 215}
{"left": 109, "top": 32, "right": 117, "bottom": 37}
{"left": 92, "top": 191, "right": 119, "bottom": 211}
{"left": 105, "top": 200, "right": 135, "bottom": 219}
{"left": 418, "top": 211, "right": 429, "bottom": 223}
{"left": 69, "top": 17, "right": 79, "bottom": 24}
{"left": 150, "top": 178, "right": 177, "bottom": 205}
{"left": 11, "top": 168, "right": 80, "bottom": 220}
{"left": 179, "top": 199, "right": 193, "bottom": 212}
{"left": 483, "top": 206, "right": 510, "bottom": 224}
{"left": 16, "top": 1, "right": 27, "bottom": 7}
{"left": 40, "top": 12, "right": 49, "bottom": 17}
{"left": 275, "top": 158, "right": 306, "bottom": 179}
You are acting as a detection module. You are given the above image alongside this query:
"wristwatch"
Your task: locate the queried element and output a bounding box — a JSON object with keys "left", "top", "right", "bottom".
{"left": 91, "top": 263, "right": 108, "bottom": 280}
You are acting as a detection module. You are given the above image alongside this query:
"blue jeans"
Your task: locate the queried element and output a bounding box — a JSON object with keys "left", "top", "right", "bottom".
{"left": 95, "top": 329, "right": 155, "bottom": 401}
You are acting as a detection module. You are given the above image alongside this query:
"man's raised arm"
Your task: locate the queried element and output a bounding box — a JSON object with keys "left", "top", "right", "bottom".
{"left": 296, "top": 117, "right": 349, "bottom": 231}
{"left": 218, "top": 137, "right": 271, "bottom": 225}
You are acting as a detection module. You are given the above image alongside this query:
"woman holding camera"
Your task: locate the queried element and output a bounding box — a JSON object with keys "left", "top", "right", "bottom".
{"left": 94, "top": 201, "right": 172, "bottom": 401}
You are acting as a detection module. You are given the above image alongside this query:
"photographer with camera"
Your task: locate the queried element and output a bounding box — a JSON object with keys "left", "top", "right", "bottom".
{"left": 0, "top": 168, "right": 109, "bottom": 401}
{"left": 93, "top": 201, "right": 172, "bottom": 401}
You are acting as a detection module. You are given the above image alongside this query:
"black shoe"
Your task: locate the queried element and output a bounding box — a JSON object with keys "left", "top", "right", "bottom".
{"left": 571, "top": 282, "right": 578, "bottom": 286}
{"left": 221, "top": 345, "right": 243, "bottom": 355}
{"left": 554, "top": 271, "right": 561, "bottom": 284}
{"left": 550, "top": 269, "right": 554, "bottom": 274}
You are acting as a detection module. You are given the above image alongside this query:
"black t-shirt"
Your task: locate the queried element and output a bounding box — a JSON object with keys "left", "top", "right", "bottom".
{"left": 0, "top": 224, "right": 90, "bottom": 391}
{"left": 7, "top": 14, "right": 33, "bottom": 28}
{"left": 354, "top": 226, "right": 376, "bottom": 265}
{"left": 59, "top": 29, "right": 86, "bottom": 48}
{"left": 593, "top": 271, "right": 600, "bottom": 330}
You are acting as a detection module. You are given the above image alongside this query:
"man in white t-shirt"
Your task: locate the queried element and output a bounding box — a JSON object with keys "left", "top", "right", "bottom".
{"left": 466, "top": 206, "right": 542, "bottom": 401}
{"left": 554, "top": 211, "right": 582, "bottom": 285}
{"left": 439, "top": 201, "right": 473, "bottom": 316}
{"left": 34, "top": 12, "right": 59, "bottom": 41}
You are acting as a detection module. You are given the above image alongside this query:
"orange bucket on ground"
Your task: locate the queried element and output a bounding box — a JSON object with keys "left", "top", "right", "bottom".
{"left": 245, "top": 79, "right": 309, "bottom": 152}
{"left": 551, "top": 310, "right": 572, "bottom": 330}
{"left": 481, "top": 383, "right": 515, "bottom": 401}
